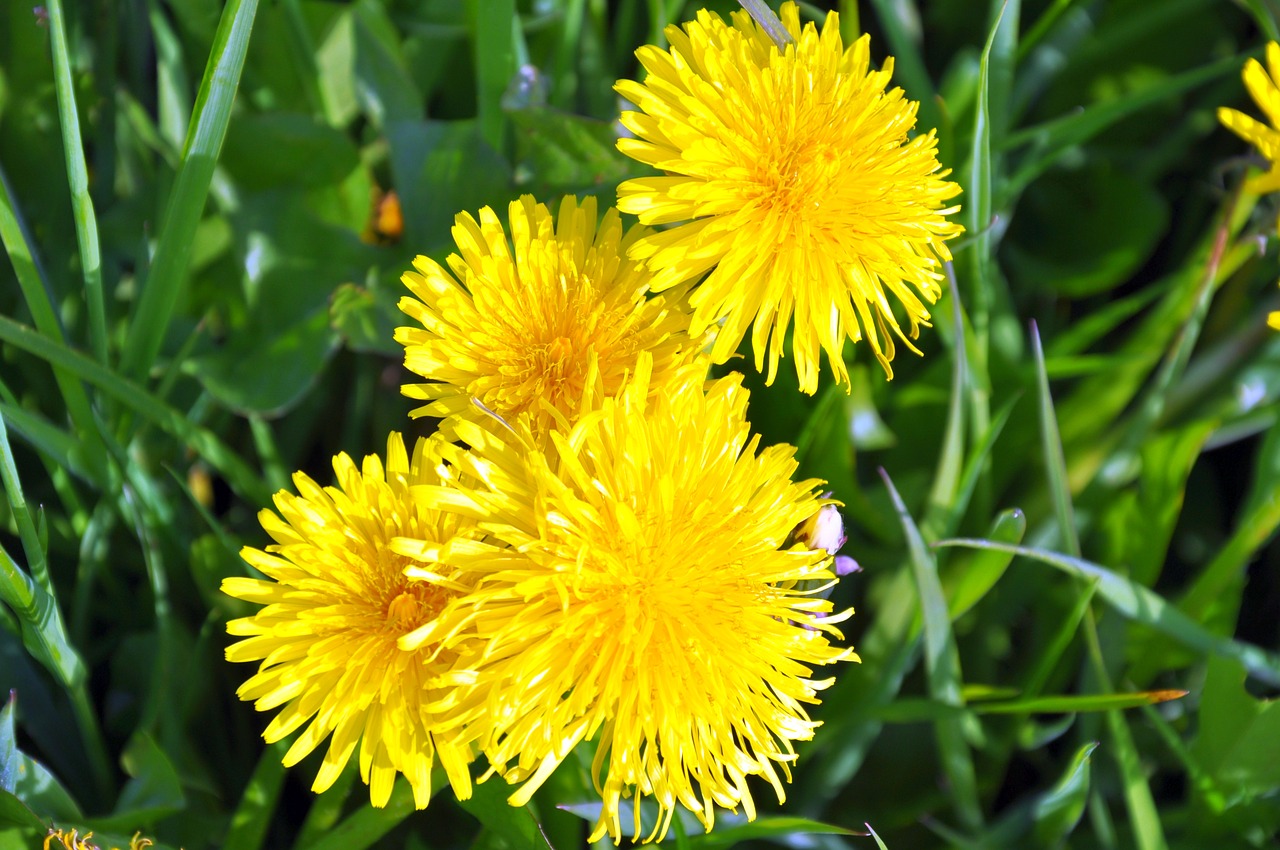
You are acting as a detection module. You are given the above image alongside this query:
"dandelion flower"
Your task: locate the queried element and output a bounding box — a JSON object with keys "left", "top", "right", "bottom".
{"left": 1218, "top": 42, "right": 1280, "bottom": 330}
{"left": 396, "top": 194, "right": 697, "bottom": 440}
{"left": 222, "top": 433, "right": 478, "bottom": 810}
{"left": 398, "top": 355, "right": 856, "bottom": 843}
{"left": 1219, "top": 42, "right": 1280, "bottom": 195}
{"left": 615, "top": 2, "right": 963, "bottom": 392}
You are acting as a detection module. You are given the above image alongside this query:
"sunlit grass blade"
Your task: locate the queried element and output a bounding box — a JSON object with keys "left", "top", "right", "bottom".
{"left": 120, "top": 0, "right": 260, "bottom": 380}
{"left": 974, "top": 691, "right": 1187, "bottom": 715}
{"left": 1031, "top": 319, "right": 1080, "bottom": 557}
{"left": 46, "top": 0, "right": 107, "bottom": 364}
{"left": 934, "top": 539, "right": 1280, "bottom": 687}
{"left": 0, "top": 315, "right": 269, "bottom": 505}
{"left": 0, "top": 412, "right": 53, "bottom": 593}
{"left": 983, "top": 0, "right": 1020, "bottom": 142}
{"left": 1107, "top": 708, "right": 1168, "bottom": 850}
{"left": 880, "top": 468, "right": 982, "bottom": 831}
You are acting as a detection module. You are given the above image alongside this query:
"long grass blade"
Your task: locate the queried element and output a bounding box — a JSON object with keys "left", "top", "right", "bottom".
{"left": 46, "top": 0, "right": 108, "bottom": 364}
{"left": 120, "top": 0, "right": 260, "bottom": 380}
{"left": 0, "top": 315, "right": 269, "bottom": 504}
{"left": 1031, "top": 320, "right": 1080, "bottom": 557}
{"left": 934, "top": 539, "right": 1280, "bottom": 687}
{"left": 881, "top": 469, "right": 982, "bottom": 831}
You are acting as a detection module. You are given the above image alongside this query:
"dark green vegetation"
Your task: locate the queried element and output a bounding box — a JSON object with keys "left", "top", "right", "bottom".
{"left": 1, "top": 0, "right": 1279, "bottom": 847}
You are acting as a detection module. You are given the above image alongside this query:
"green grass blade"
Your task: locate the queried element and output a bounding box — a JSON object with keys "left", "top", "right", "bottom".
{"left": 120, "top": 0, "right": 260, "bottom": 380}
{"left": 974, "top": 691, "right": 1187, "bottom": 715}
{"left": 1001, "top": 52, "right": 1242, "bottom": 200}
{"left": 0, "top": 412, "right": 52, "bottom": 593}
{"left": 1031, "top": 320, "right": 1080, "bottom": 557}
{"left": 866, "top": 0, "right": 937, "bottom": 129}
{"left": 1106, "top": 708, "right": 1168, "bottom": 850}
{"left": 1017, "top": 0, "right": 1084, "bottom": 60}
{"left": 944, "top": 507, "right": 1025, "bottom": 620}
{"left": 300, "top": 779, "right": 416, "bottom": 850}
{"left": 923, "top": 281, "right": 968, "bottom": 539}
{"left": 934, "top": 539, "right": 1280, "bottom": 687}
{"left": 468, "top": 0, "right": 517, "bottom": 151}
{"left": 456, "top": 778, "right": 555, "bottom": 850}
{"left": 0, "top": 166, "right": 109, "bottom": 486}
{"left": 984, "top": 0, "right": 1020, "bottom": 142}
{"left": 0, "top": 315, "right": 269, "bottom": 505}
{"left": 46, "top": 0, "right": 108, "bottom": 364}
{"left": 223, "top": 740, "right": 287, "bottom": 850}
{"left": 0, "top": 432, "right": 87, "bottom": 692}
{"left": 881, "top": 468, "right": 982, "bottom": 831}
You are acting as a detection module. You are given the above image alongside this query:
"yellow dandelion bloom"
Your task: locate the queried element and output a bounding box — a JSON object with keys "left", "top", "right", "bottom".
{"left": 397, "top": 355, "right": 855, "bottom": 843}
{"left": 1219, "top": 42, "right": 1280, "bottom": 195}
{"left": 221, "top": 433, "right": 478, "bottom": 810}
{"left": 395, "top": 194, "right": 697, "bottom": 440}
{"left": 614, "top": 2, "right": 963, "bottom": 393}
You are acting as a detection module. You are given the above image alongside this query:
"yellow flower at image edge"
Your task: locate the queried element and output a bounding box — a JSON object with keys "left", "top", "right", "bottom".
{"left": 1219, "top": 41, "right": 1280, "bottom": 194}
{"left": 1218, "top": 42, "right": 1280, "bottom": 331}
{"left": 615, "top": 2, "right": 963, "bottom": 393}
{"left": 221, "top": 434, "right": 478, "bottom": 809}
{"left": 395, "top": 194, "right": 698, "bottom": 440}
{"left": 397, "top": 356, "right": 857, "bottom": 843}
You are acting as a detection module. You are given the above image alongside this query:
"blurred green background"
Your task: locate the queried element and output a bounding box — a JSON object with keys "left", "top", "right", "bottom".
{"left": 1, "top": 0, "right": 1280, "bottom": 847}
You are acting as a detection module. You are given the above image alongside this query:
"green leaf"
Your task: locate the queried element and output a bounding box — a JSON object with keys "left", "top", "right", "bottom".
{"left": 1032, "top": 320, "right": 1080, "bottom": 557}
{"left": 685, "top": 815, "right": 858, "bottom": 849}
{"left": 299, "top": 778, "right": 414, "bottom": 850}
{"left": 508, "top": 107, "right": 634, "bottom": 198}
{"left": 943, "top": 507, "right": 1026, "bottom": 621}
{"left": 1192, "top": 657, "right": 1280, "bottom": 797}
{"left": 1003, "top": 165, "right": 1168, "bottom": 297}
{"left": 330, "top": 281, "right": 402, "bottom": 356}
{"left": 97, "top": 733, "right": 185, "bottom": 828}
{"left": 1031, "top": 741, "right": 1097, "bottom": 846}
{"left": 457, "top": 778, "right": 554, "bottom": 850}
{"left": 221, "top": 113, "right": 359, "bottom": 189}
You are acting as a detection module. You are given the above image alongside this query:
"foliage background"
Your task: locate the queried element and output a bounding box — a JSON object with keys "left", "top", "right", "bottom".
{"left": 1, "top": 0, "right": 1279, "bottom": 847}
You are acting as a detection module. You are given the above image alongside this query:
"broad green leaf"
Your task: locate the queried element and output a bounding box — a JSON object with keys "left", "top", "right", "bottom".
{"left": 1192, "top": 657, "right": 1280, "bottom": 796}
{"left": 458, "top": 779, "right": 555, "bottom": 850}
{"left": 508, "top": 107, "right": 634, "bottom": 198}
{"left": 221, "top": 113, "right": 359, "bottom": 189}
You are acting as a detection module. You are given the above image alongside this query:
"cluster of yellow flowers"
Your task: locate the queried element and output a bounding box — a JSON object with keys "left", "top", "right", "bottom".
{"left": 221, "top": 3, "right": 961, "bottom": 843}
{"left": 1219, "top": 41, "right": 1280, "bottom": 330}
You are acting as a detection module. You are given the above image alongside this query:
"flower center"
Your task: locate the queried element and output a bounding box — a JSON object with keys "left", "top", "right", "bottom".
{"left": 384, "top": 582, "right": 450, "bottom": 633}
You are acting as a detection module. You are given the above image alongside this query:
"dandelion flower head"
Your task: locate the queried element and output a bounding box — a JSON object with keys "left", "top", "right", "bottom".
{"left": 1219, "top": 41, "right": 1280, "bottom": 196}
{"left": 615, "top": 2, "right": 963, "bottom": 392}
{"left": 222, "top": 433, "right": 478, "bottom": 810}
{"left": 1218, "top": 41, "right": 1280, "bottom": 330}
{"left": 396, "top": 194, "right": 697, "bottom": 440}
{"left": 398, "top": 354, "right": 856, "bottom": 843}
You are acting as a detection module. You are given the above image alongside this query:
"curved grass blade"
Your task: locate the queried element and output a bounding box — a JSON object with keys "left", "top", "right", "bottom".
{"left": 0, "top": 167, "right": 108, "bottom": 487}
{"left": 934, "top": 539, "right": 1280, "bottom": 687}
{"left": 120, "top": 0, "right": 260, "bottom": 380}
{"left": 46, "top": 0, "right": 107, "bottom": 364}
{"left": 0, "top": 315, "right": 269, "bottom": 505}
